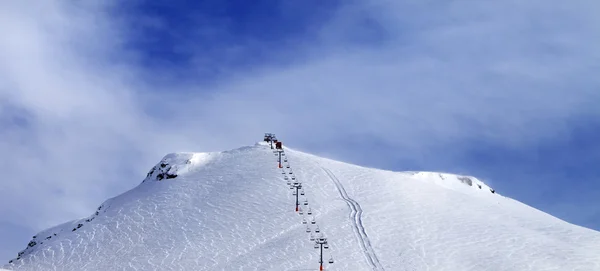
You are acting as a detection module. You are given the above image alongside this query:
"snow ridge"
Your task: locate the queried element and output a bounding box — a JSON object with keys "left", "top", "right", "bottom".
{"left": 323, "top": 168, "right": 384, "bottom": 271}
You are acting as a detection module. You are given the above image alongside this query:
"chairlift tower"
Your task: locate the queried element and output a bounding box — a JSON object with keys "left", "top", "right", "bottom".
{"left": 264, "top": 133, "right": 276, "bottom": 149}
{"left": 277, "top": 149, "right": 284, "bottom": 168}
{"left": 314, "top": 236, "right": 332, "bottom": 270}
{"left": 292, "top": 182, "right": 302, "bottom": 212}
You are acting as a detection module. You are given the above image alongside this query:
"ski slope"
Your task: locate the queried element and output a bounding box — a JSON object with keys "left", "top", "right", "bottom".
{"left": 4, "top": 142, "right": 600, "bottom": 271}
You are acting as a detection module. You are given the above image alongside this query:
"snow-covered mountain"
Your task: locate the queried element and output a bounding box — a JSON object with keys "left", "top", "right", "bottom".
{"left": 4, "top": 142, "right": 600, "bottom": 271}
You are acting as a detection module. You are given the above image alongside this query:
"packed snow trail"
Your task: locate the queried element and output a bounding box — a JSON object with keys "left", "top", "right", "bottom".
{"left": 322, "top": 168, "right": 384, "bottom": 271}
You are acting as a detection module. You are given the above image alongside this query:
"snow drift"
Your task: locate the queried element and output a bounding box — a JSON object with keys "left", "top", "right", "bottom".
{"left": 4, "top": 142, "right": 600, "bottom": 270}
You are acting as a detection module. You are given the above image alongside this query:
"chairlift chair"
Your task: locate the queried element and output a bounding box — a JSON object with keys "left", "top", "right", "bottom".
{"left": 306, "top": 227, "right": 311, "bottom": 233}
{"left": 324, "top": 243, "right": 329, "bottom": 249}
{"left": 310, "top": 234, "right": 315, "bottom": 241}
{"left": 314, "top": 243, "right": 319, "bottom": 249}
{"left": 311, "top": 218, "right": 316, "bottom": 224}
{"left": 286, "top": 165, "right": 290, "bottom": 168}
{"left": 328, "top": 256, "right": 334, "bottom": 264}
{"left": 300, "top": 190, "right": 305, "bottom": 196}
{"left": 307, "top": 208, "right": 312, "bottom": 215}
{"left": 299, "top": 208, "right": 304, "bottom": 215}
{"left": 291, "top": 176, "right": 296, "bottom": 180}
{"left": 315, "top": 226, "right": 320, "bottom": 233}
{"left": 289, "top": 172, "right": 293, "bottom": 174}
{"left": 302, "top": 218, "right": 307, "bottom": 224}
{"left": 303, "top": 200, "right": 308, "bottom": 205}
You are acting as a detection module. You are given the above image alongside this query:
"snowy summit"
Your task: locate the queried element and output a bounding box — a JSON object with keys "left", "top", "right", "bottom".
{"left": 4, "top": 140, "right": 600, "bottom": 270}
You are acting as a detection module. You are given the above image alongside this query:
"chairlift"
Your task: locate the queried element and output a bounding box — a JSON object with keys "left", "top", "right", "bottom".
{"left": 286, "top": 165, "right": 290, "bottom": 168}
{"left": 299, "top": 208, "right": 304, "bottom": 215}
{"left": 289, "top": 186, "right": 294, "bottom": 189}
{"left": 315, "top": 226, "right": 320, "bottom": 233}
{"left": 324, "top": 243, "right": 329, "bottom": 249}
{"left": 311, "top": 218, "right": 316, "bottom": 224}
{"left": 293, "top": 191, "right": 297, "bottom": 196}
{"left": 314, "top": 243, "right": 319, "bottom": 249}
{"left": 306, "top": 227, "right": 311, "bottom": 233}
{"left": 310, "top": 234, "right": 315, "bottom": 241}
{"left": 300, "top": 190, "right": 305, "bottom": 196}
{"left": 303, "top": 200, "right": 309, "bottom": 205}
{"left": 284, "top": 176, "right": 288, "bottom": 180}
{"left": 287, "top": 180, "right": 291, "bottom": 185}
{"left": 291, "top": 176, "right": 296, "bottom": 180}
{"left": 328, "top": 256, "right": 334, "bottom": 264}
{"left": 281, "top": 172, "right": 285, "bottom": 175}
{"left": 289, "top": 172, "right": 293, "bottom": 175}
{"left": 302, "top": 218, "right": 307, "bottom": 224}
{"left": 307, "top": 208, "right": 312, "bottom": 215}
{"left": 284, "top": 158, "right": 288, "bottom": 162}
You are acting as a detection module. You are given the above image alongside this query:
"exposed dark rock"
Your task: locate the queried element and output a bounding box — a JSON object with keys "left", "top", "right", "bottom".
{"left": 490, "top": 188, "right": 496, "bottom": 194}
{"left": 458, "top": 177, "right": 473, "bottom": 186}
{"left": 165, "top": 173, "right": 178, "bottom": 179}
{"left": 27, "top": 241, "right": 36, "bottom": 248}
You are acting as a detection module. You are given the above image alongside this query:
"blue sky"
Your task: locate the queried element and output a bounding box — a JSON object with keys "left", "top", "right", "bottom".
{"left": 1, "top": 0, "right": 600, "bottom": 263}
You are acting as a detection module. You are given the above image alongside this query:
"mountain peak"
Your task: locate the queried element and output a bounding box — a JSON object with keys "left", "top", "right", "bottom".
{"left": 5, "top": 140, "right": 600, "bottom": 270}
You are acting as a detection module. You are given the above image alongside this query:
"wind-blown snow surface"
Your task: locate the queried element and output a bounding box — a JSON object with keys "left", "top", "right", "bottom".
{"left": 4, "top": 143, "right": 600, "bottom": 271}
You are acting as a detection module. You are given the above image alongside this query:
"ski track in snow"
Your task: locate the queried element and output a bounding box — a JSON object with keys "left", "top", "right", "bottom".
{"left": 322, "top": 168, "right": 384, "bottom": 271}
